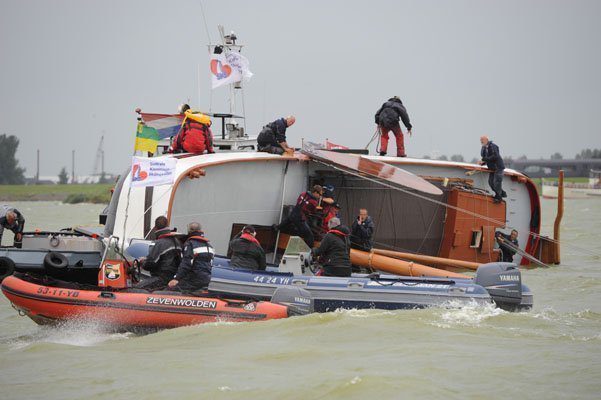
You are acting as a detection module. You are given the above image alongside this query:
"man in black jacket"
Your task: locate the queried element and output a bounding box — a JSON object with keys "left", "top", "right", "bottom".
{"left": 312, "top": 217, "right": 352, "bottom": 277}
{"left": 480, "top": 136, "right": 507, "bottom": 203}
{"left": 351, "top": 208, "right": 375, "bottom": 252}
{"left": 257, "top": 116, "right": 296, "bottom": 155}
{"left": 374, "top": 97, "right": 412, "bottom": 157}
{"left": 496, "top": 229, "right": 519, "bottom": 263}
{"left": 135, "top": 226, "right": 182, "bottom": 290}
{"left": 168, "top": 222, "right": 214, "bottom": 292}
{"left": 229, "top": 225, "right": 266, "bottom": 271}
{"left": 0, "top": 205, "right": 25, "bottom": 247}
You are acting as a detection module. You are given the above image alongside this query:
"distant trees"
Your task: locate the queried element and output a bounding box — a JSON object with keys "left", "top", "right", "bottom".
{"left": 575, "top": 149, "right": 601, "bottom": 159}
{"left": 437, "top": 155, "right": 448, "bottom": 161}
{"left": 58, "top": 167, "right": 69, "bottom": 184}
{"left": 550, "top": 152, "right": 563, "bottom": 160}
{"left": 0, "top": 134, "right": 25, "bottom": 184}
{"left": 450, "top": 154, "right": 465, "bottom": 162}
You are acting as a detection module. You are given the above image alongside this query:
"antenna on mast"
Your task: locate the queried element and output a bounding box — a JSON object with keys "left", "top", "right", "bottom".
{"left": 93, "top": 135, "right": 105, "bottom": 179}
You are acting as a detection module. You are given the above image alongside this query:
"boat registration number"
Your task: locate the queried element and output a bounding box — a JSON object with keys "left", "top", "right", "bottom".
{"left": 253, "top": 276, "right": 290, "bottom": 285}
{"left": 37, "top": 287, "right": 80, "bottom": 298}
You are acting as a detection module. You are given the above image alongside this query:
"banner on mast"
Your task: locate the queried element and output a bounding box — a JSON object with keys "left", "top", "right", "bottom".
{"left": 131, "top": 156, "right": 177, "bottom": 187}
{"left": 210, "top": 52, "right": 253, "bottom": 89}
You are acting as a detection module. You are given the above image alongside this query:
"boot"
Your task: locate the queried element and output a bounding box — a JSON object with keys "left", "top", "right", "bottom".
{"left": 379, "top": 151, "right": 387, "bottom": 156}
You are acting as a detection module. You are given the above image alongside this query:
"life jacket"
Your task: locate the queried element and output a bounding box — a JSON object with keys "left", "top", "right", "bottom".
{"left": 173, "top": 116, "right": 213, "bottom": 154}
{"left": 240, "top": 232, "right": 261, "bottom": 246}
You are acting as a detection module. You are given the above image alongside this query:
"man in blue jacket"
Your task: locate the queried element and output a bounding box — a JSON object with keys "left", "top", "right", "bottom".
{"left": 257, "top": 116, "right": 296, "bottom": 155}
{"left": 479, "top": 136, "right": 507, "bottom": 203}
{"left": 168, "top": 222, "right": 214, "bottom": 292}
{"left": 351, "top": 208, "right": 375, "bottom": 252}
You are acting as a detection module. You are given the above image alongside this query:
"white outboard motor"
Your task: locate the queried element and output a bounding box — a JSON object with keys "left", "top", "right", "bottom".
{"left": 271, "top": 286, "right": 314, "bottom": 316}
{"left": 474, "top": 262, "right": 523, "bottom": 311}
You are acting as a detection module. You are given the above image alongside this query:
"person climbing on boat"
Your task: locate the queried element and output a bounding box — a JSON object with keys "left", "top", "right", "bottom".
{"left": 374, "top": 96, "right": 412, "bottom": 157}
{"left": 312, "top": 217, "right": 352, "bottom": 277}
{"left": 257, "top": 116, "right": 295, "bottom": 155}
{"left": 168, "top": 222, "right": 214, "bottom": 292}
{"left": 274, "top": 185, "right": 333, "bottom": 247}
{"left": 350, "top": 208, "right": 375, "bottom": 252}
{"left": 171, "top": 104, "right": 214, "bottom": 155}
{"left": 135, "top": 226, "right": 182, "bottom": 290}
{"left": 479, "top": 135, "right": 507, "bottom": 203}
{"left": 229, "top": 225, "right": 266, "bottom": 271}
{"left": 0, "top": 205, "right": 25, "bottom": 247}
{"left": 496, "top": 229, "right": 519, "bottom": 263}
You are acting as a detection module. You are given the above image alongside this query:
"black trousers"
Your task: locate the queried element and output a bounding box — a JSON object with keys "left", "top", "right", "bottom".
{"left": 488, "top": 169, "right": 504, "bottom": 199}
{"left": 323, "top": 264, "right": 352, "bottom": 277}
{"left": 278, "top": 217, "right": 314, "bottom": 248}
{"left": 258, "top": 144, "right": 284, "bottom": 155}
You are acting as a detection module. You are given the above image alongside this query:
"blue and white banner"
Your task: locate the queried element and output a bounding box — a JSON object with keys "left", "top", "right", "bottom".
{"left": 131, "top": 156, "right": 177, "bottom": 187}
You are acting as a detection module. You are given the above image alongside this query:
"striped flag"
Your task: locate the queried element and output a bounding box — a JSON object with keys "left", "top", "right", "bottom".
{"left": 139, "top": 113, "right": 185, "bottom": 139}
{"left": 134, "top": 122, "right": 160, "bottom": 153}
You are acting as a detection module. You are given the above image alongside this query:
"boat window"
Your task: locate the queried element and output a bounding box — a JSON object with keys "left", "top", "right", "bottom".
{"left": 469, "top": 230, "right": 483, "bottom": 249}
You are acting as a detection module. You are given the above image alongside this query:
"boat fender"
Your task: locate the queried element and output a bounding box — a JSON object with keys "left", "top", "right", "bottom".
{"left": 43, "top": 252, "right": 69, "bottom": 271}
{"left": 474, "top": 262, "right": 523, "bottom": 310}
{"left": 271, "top": 287, "right": 314, "bottom": 316}
{"left": 0, "top": 257, "right": 15, "bottom": 282}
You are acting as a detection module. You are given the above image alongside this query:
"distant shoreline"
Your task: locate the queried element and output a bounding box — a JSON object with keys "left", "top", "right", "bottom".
{"left": 0, "top": 184, "right": 112, "bottom": 204}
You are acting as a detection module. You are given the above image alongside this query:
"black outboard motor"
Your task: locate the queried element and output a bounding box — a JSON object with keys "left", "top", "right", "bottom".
{"left": 475, "top": 262, "right": 525, "bottom": 311}
{"left": 271, "top": 287, "right": 314, "bottom": 316}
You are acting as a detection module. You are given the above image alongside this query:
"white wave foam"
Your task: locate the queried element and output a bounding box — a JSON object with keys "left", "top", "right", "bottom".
{"left": 430, "top": 301, "right": 505, "bottom": 328}
{"left": 8, "top": 319, "right": 132, "bottom": 350}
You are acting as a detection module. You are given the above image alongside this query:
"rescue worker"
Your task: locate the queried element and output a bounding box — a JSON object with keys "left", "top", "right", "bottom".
{"left": 0, "top": 205, "right": 25, "bottom": 247}
{"left": 496, "top": 229, "right": 519, "bottom": 263}
{"left": 168, "top": 222, "right": 214, "bottom": 292}
{"left": 135, "top": 225, "right": 182, "bottom": 290}
{"left": 229, "top": 225, "right": 266, "bottom": 271}
{"left": 479, "top": 136, "right": 507, "bottom": 203}
{"left": 257, "top": 116, "right": 296, "bottom": 155}
{"left": 147, "top": 216, "right": 168, "bottom": 240}
{"left": 312, "top": 217, "right": 352, "bottom": 277}
{"left": 274, "top": 185, "right": 333, "bottom": 248}
{"left": 374, "top": 96, "right": 412, "bottom": 157}
{"left": 171, "top": 104, "right": 214, "bottom": 155}
{"left": 351, "top": 208, "right": 375, "bottom": 252}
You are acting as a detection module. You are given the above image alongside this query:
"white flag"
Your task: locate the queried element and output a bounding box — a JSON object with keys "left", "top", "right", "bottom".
{"left": 131, "top": 156, "right": 177, "bottom": 187}
{"left": 210, "top": 52, "right": 253, "bottom": 89}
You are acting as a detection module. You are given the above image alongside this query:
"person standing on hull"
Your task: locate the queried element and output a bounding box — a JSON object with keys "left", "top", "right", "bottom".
{"left": 374, "top": 96, "right": 413, "bottom": 157}
{"left": 479, "top": 135, "right": 507, "bottom": 203}
{"left": 257, "top": 116, "right": 296, "bottom": 155}
{"left": 171, "top": 103, "right": 215, "bottom": 155}
{"left": 0, "top": 205, "right": 25, "bottom": 248}
{"left": 168, "top": 222, "right": 214, "bottom": 292}
{"left": 350, "top": 208, "right": 375, "bottom": 252}
{"left": 135, "top": 226, "right": 182, "bottom": 290}
{"left": 229, "top": 225, "right": 266, "bottom": 271}
{"left": 495, "top": 229, "right": 519, "bottom": 263}
{"left": 312, "top": 217, "right": 352, "bottom": 277}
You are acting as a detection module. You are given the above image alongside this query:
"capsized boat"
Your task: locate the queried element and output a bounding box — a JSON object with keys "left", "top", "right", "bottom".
{"left": 1, "top": 273, "right": 313, "bottom": 331}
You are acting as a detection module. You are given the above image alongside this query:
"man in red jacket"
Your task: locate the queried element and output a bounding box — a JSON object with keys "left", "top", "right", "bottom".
{"left": 171, "top": 104, "right": 214, "bottom": 155}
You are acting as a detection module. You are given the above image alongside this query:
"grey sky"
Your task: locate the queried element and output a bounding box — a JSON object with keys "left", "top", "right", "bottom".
{"left": 1, "top": 0, "right": 600, "bottom": 177}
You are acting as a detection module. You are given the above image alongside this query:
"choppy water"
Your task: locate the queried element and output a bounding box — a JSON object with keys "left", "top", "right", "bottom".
{"left": 0, "top": 200, "right": 600, "bottom": 399}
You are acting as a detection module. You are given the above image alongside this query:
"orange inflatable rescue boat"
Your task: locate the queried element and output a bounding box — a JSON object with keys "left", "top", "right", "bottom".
{"left": 1, "top": 273, "right": 312, "bottom": 330}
